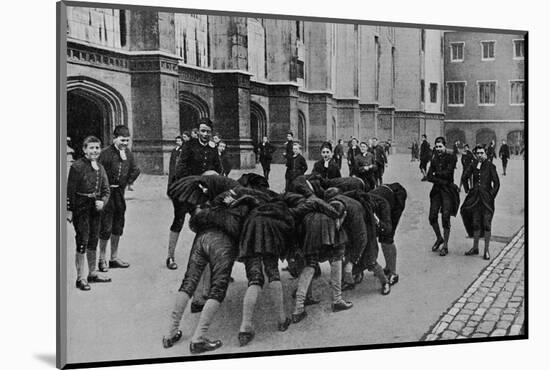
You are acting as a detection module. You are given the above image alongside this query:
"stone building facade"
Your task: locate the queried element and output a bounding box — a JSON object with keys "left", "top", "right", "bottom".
{"left": 443, "top": 31, "right": 526, "bottom": 154}
{"left": 65, "top": 6, "right": 446, "bottom": 174}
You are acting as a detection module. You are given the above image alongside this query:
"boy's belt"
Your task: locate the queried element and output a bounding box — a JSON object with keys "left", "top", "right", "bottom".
{"left": 76, "top": 192, "right": 97, "bottom": 198}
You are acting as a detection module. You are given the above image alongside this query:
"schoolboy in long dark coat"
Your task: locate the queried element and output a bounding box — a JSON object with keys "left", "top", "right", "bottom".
{"left": 311, "top": 142, "right": 341, "bottom": 180}
{"left": 347, "top": 138, "right": 361, "bottom": 176}
{"left": 368, "top": 183, "right": 407, "bottom": 285}
{"left": 324, "top": 188, "right": 368, "bottom": 291}
{"left": 460, "top": 144, "right": 475, "bottom": 191}
{"left": 369, "top": 138, "right": 387, "bottom": 187}
{"left": 419, "top": 134, "right": 432, "bottom": 179}
{"left": 285, "top": 143, "right": 308, "bottom": 191}
{"left": 165, "top": 118, "right": 222, "bottom": 270}
{"left": 283, "top": 132, "right": 294, "bottom": 167}
{"left": 498, "top": 140, "right": 510, "bottom": 176}
{"left": 237, "top": 192, "right": 294, "bottom": 346}
{"left": 98, "top": 125, "right": 140, "bottom": 271}
{"left": 257, "top": 136, "right": 276, "bottom": 181}
{"left": 67, "top": 136, "right": 111, "bottom": 290}
{"left": 167, "top": 136, "right": 184, "bottom": 193}
{"left": 461, "top": 145, "right": 500, "bottom": 260}
{"left": 355, "top": 142, "right": 376, "bottom": 191}
{"left": 422, "top": 137, "right": 459, "bottom": 256}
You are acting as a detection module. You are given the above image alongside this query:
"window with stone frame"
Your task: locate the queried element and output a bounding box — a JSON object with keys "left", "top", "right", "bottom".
{"left": 481, "top": 41, "right": 496, "bottom": 60}
{"left": 510, "top": 80, "right": 524, "bottom": 105}
{"left": 450, "top": 42, "right": 464, "bottom": 62}
{"left": 478, "top": 81, "right": 497, "bottom": 105}
{"left": 513, "top": 39, "right": 524, "bottom": 59}
{"left": 447, "top": 82, "right": 465, "bottom": 106}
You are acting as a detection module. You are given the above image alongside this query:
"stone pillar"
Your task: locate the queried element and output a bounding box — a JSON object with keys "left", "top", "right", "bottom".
{"left": 268, "top": 84, "right": 299, "bottom": 164}
{"left": 212, "top": 72, "right": 255, "bottom": 169}
{"left": 128, "top": 11, "right": 179, "bottom": 174}
{"left": 308, "top": 93, "right": 333, "bottom": 160}
{"left": 207, "top": 16, "right": 255, "bottom": 169}
{"left": 263, "top": 19, "right": 299, "bottom": 163}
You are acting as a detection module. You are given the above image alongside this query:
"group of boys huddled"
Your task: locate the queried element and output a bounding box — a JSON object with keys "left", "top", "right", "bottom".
{"left": 66, "top": 118, "right": 502, "bottom": 355}
{"left": 158, "top": 120, "right": 406, "bottom": 354}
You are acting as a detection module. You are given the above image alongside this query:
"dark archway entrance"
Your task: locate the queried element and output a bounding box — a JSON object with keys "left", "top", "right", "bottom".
{"left": 179, "top": 91, "right": 210, "bottom": 135}
{"left": 476, "top": 128, "right": 496, "bottom": 146}
{"left": 179, "top": 103, "right": 200, "bottom": 135}
{"left": 67, "top": 76, "right": 127, "bottom": 158}
{"left": 446, "top": 129, "right": 466, "bottom": 147}
{"left": 67, "top": 93, "right": 105, "bottom": 158}
{"left": 250, "top": 102, "right": 267, "bottom": 149}
{"left": 507, "top": 130, "right": 524, "bottom": 156}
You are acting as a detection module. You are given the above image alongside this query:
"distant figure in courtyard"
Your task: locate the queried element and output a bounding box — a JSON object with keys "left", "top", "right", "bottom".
{"left": 499, "top": 140, "right": 510, "bottom": 176}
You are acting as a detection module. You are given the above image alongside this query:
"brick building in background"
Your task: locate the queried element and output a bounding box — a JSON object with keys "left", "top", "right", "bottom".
{"left": 444, "top": 32, "right": 525, "bottom": 154}
{"left": 65, "top": 5, "right": 454, "bottom": 173}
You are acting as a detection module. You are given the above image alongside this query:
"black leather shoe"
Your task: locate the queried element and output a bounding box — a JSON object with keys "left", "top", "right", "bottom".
{"left": 439, "top": 247, "right": 448, "bottom": 257}
{"left": 166, "top": 257, "right": 178, "bottom": 270}
{"left": 189, "top": 338, "right": 223, "bottom": 354}
{"left": 432, "top": 239, "right": 444, "bottom": 252}
{"left": 381, "top": 282, "right": 391, "bottom": 295}
{"left": 483, "top": 251, "right": 491, "bottom": 260}
{"left": 341, "top": 281, "right": 355, "bottom": 291}
{"left": 332, "top": 300, "right": 353, "bottom": 312}
{"left": 76, "top": 279, "right": 91, "bottom": 291}
{"left": 162, "top": 330, "right": 182, "bottom": 349}
{"left": 387, "top": 273, "right": 399, "bottom": 286}
{"left": 88, "top": 274, "right": 112, "bottom": 283}
{"left": 98, "top": 259, "right": 108, "bottom": 272}
{"left": 278, "top": 317, "right": 291, "bottom": 332}
{"left": 238, "top": 331, "right": 255, "bottom": 346}
{"left": 190, "top": 301, "right": 205, "bottom": 313}
{"left": 305, "top": 296, "right": 320, "bottom": 306}
{"left": 353, "top": 271, "right": 364, "bottom": 285}
{"left": 109, "top": 259, "right": 130, "bottom": 268}
{"left": 291, "top": 310, "right": 307, "bottom": 324}
{"left": 465, "top": 247, "right": 479, "bottom": 256}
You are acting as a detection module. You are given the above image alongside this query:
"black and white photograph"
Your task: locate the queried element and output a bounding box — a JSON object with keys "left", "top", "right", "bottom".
{"left": 47, "top": 0, "right": 534, "bottom": 368}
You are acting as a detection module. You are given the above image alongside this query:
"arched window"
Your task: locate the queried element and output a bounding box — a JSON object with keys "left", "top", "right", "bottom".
{"left": 247, "top": 18, "right": 266, "bottom": 81}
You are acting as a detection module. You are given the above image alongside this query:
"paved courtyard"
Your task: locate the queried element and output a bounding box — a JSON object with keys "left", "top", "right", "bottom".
{"left": 64, "top": 154, "right": 525, "bottom": 364}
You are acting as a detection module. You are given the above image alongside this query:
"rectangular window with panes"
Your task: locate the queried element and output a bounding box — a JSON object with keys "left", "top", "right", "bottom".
{"left": 481, "top": 41, "right": 496, "bottom": 60}
{"left": 478, "top": 81, "right": 497, "bottom": 105}
{"left": 450, "top": 42, "right": 464, "bottom": 62}
{"left": 510, "top": 80, "right": 524, "bottom": 105}
{"left": 513, "top": 39, "right": 524, "bottom": 59}
{"left": 447, "top": 82, "right": 465, "bottom": 106}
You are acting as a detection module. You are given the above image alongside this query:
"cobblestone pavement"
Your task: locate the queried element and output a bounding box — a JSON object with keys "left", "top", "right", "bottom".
{"left": 423, "top": 226, "right": 525, "bottom": 341}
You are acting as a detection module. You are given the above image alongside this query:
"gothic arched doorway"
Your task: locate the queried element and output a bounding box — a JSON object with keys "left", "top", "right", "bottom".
{"left": 67, "top": 76, "right": 127, "bottom": 158}
{"left": 250, "top": 102, "right": 267, "bottom": 148}
{"left": 446, "top": 128, "right": 466, "bottom": 147}
{"left": 179, "top": 91, "right": 209, "bottom": 135}
{"left": 67, "top": 93, "right": 104, "bottom": 159}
